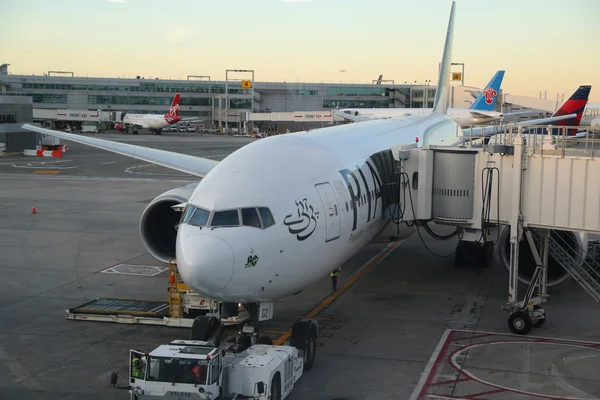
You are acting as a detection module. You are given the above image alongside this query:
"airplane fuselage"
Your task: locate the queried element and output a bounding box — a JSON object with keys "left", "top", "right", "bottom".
{"left": 123, "top": 114, "right": 178, "bottom": 129}
{"left": 581, "top": 103, "right": 600, "bottom": 128}
{"left": 340, "top": 108, "right": 502, "bottom": 127}
{"left": 176, "top": 114, "right": 460, "bottom": 303}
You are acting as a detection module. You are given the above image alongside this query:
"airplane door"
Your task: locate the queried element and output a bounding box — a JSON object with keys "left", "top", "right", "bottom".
{"left": 315, "top": 182, "right": 340, "bottom": 242}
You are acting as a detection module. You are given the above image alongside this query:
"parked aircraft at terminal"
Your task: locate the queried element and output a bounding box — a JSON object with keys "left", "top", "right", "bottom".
{"left": 114, "top": 93, "right": 201, "bottom": 134}
{"left": 581, "top": 103, "right": 600, "bottom": 131}
{"left": 458, "top": 85, "right": 592, "bottom": 141}
{"left": 21, "top": 1, "right": 589, "bottom": 312}
{"left": 338, "top": 70, "right": 507, "bottom": 126}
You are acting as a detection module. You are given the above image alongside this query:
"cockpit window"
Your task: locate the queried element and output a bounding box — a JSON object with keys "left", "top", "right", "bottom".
{"left": 211, "top": 209, "right": 240, "bottom": 227}
{"left": 241, "top": 208, "right": 261, "bottom": 228}
{"left": 188, "top": 207, "right": 210, "bottom": 227}
{"left": 181, "top": 205, "right": 196, "bottom": 224}
{"left": 258, "top": 207, "right": 275, "bottom": 228}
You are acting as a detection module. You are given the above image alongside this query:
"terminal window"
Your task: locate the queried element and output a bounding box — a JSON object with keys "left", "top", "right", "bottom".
{"left": 0, "top": 112, "right": 17, "bottom": 124}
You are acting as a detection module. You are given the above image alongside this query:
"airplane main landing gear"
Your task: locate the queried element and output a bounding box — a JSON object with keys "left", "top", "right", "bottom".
{"left": 189, "top": 301, "right": 318, "bottom": 371}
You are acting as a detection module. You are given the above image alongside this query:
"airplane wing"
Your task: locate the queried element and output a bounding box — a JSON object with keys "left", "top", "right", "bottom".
{"left": 335, "top": 112, "right": 407, "bottom": 122}
{"left": 503, "top": 110, "right": 542, "bottom": 117}
{"left": 518, "top": 113, "right": 577, "bottom": 126}
{"left": 469, "top": 110, "right": 502, "bottom": 118}
{"left": 180, "top": 117, "right": 205, "bottom": 123}
{"left": 21, "top": 124, "right": 219, "bottom": 178}
{"left": 334, "top": 112, "right": 371, "bottom": 122}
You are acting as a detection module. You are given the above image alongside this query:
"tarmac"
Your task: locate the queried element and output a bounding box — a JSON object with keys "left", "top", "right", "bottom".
{"left": 0, "top": 130, "right": 599, "bottom": 400}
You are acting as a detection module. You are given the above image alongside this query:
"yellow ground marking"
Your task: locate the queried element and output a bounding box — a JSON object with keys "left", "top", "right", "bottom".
{"left": 272, "top": 241, "right": 401, "bottom": 345}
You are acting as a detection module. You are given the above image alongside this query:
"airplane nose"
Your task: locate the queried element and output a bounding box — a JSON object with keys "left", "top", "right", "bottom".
{"left": 176, "top": 231, "right": 234, "bottom": 295}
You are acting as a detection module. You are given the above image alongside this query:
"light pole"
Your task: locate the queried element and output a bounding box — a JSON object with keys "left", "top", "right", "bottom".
{"left": 225, "top": 69, "right": 254, "bottom": 134}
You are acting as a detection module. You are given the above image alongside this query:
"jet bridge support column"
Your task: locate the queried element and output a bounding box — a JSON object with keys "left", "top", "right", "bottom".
{"left": 502, "top": 130, "right": 548, "bottom": 335}
{"left": 507, "top": 132, "right": 525, "bottom": 307}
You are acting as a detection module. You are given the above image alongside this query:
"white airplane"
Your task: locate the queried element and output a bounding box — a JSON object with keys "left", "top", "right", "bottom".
{"left": 22, "top": 1, "right": 583, "bottom": 333}
{"left": 338, "top": 70, "right": 507, "bottom": 127}
{"left": 457, "top": 85, "right": 592, "bottom": 141}
{"left": 114, "top": 94, "right": 202, "bottom": 135}
{"left": 580, "top": 102, "right": 600, "bottom": 131}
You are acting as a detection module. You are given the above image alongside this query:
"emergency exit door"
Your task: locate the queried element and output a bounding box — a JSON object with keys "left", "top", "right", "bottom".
{"left": 315, "top": 182, "right": 341, "bottom": 242}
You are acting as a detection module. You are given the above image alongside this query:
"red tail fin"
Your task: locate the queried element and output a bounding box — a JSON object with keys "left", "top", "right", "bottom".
{"left": 164, "top": 94, "right": 181, "bottom": 124}
{"left": 168, "top": 93, "right": 180, "bottom": 117}
{"left": 551, "top": 85, "right": 591, "bottom": 129}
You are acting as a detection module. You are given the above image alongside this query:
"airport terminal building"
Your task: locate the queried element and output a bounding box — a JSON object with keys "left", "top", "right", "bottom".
{"left": 0, "top": 63, "right": 554, "bottom": 133}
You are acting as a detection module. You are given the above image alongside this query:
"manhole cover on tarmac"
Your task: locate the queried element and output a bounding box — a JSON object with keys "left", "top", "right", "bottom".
{"left": 100, "top": 264, "right": 167, "bottom": 277}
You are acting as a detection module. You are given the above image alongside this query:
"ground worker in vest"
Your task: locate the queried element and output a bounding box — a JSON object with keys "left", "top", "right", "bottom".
{"left": 132, "top": 355, "right": 145, "bottom": 378}
{"left": 330, "top": 268, "right": 341, "bottom": 291}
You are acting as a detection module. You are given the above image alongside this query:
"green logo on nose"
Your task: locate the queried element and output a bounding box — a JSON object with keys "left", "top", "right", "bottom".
{"left": 245, "top": 249, "right": 259, "bottom": 268}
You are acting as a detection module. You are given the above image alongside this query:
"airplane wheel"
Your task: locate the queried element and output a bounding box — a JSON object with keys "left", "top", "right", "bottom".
{"left": 258, "top": 336, "right": 273, "bottom": 345}
{"left": 236, "top": 335, "right": 252, "bottom": 353}
{"left": 508, "top": 311, "right": 532, "bottom": 335}
{"left": 190, "top": 316, "right": 219, "bottom": 341}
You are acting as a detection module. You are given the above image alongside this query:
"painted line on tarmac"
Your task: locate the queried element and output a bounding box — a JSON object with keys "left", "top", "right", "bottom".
{"left": 273, "top": 240, "right": 402, "bottom": 345}
{"left": 0, "top": 173, "right": 196, "bottom": 183}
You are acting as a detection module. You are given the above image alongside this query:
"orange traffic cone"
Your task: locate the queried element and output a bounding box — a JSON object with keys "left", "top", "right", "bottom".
{"left": 31, "top": 205, "right": 37, "bottom": 214}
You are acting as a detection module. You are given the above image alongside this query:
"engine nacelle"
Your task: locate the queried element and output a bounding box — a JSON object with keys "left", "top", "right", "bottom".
{"left": 497, "top": 226, "right": 588, "bottom": 286}
{"left": 139, "top": 183, "right": 198, "bottom": 263}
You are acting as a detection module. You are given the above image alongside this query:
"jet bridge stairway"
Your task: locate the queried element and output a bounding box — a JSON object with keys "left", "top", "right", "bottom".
{"left": 546, "top": 231, "right": 600, "bottom": 302}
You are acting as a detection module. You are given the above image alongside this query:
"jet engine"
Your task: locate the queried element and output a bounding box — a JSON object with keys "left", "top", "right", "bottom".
{"left": 139, "top": 183, "right": 198, "bottom": 263}
{"left": 497, "top": 226, "right": 588, "bottom": 286}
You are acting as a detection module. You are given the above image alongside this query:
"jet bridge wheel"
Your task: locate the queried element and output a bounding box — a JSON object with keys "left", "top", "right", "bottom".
{"left": 532, "top": 305, "right": 546, "bottom": 328}
{"left": 508, "top": 310, "right": 533, "bottom": 335}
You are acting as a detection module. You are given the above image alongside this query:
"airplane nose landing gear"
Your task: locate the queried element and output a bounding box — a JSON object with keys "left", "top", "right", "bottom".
{"left": 189, "top": 301, "right": 319, "bottom": 371}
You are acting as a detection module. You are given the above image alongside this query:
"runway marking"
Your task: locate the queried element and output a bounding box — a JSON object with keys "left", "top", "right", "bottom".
{"left": 283, "top": 316, "right": 348, "bottom": 322}
{"left": 101, "top": 161, "right": 115, "bottom": 165}
{"left": 100, "top": 264, "right": 168, "bottom": 277}
{"left": 264, "top": 330, "right": 288, "bottom": 335}
{"left": 410, "top": 329, "right": 600, "bottom": 400}
{"left": 273, "top": 241, "right": 402, "bottom": 345}
{"left": 125, "top": 163, "right": 192, "bottom": 177}
{"left": 11, "top": 160, "right": 77, "bottom": 170}
{"left": 33, "top": 169, "right": 61, "bottom": 174}
{"left": 0, "top": 173, "right": 196, "bottom": 183}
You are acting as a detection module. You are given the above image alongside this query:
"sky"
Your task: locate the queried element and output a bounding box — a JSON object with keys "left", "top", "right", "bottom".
{"left": 2, "top": 0, "right": 600, "bottom": 101}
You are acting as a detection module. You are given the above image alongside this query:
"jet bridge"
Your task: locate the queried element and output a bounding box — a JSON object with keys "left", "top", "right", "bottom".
{"left": 389, "top": 125, "right": 600, "bottom": 335}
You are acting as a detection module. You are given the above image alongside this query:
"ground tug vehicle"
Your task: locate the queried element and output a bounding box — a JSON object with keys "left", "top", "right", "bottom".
{"left": 111, "top": 316, "right": 317, "bottom": 400}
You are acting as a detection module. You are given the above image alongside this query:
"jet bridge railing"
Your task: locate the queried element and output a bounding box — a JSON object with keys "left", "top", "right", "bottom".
{"left": 459, "top": 124, "right": 598, "bottom": 159}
